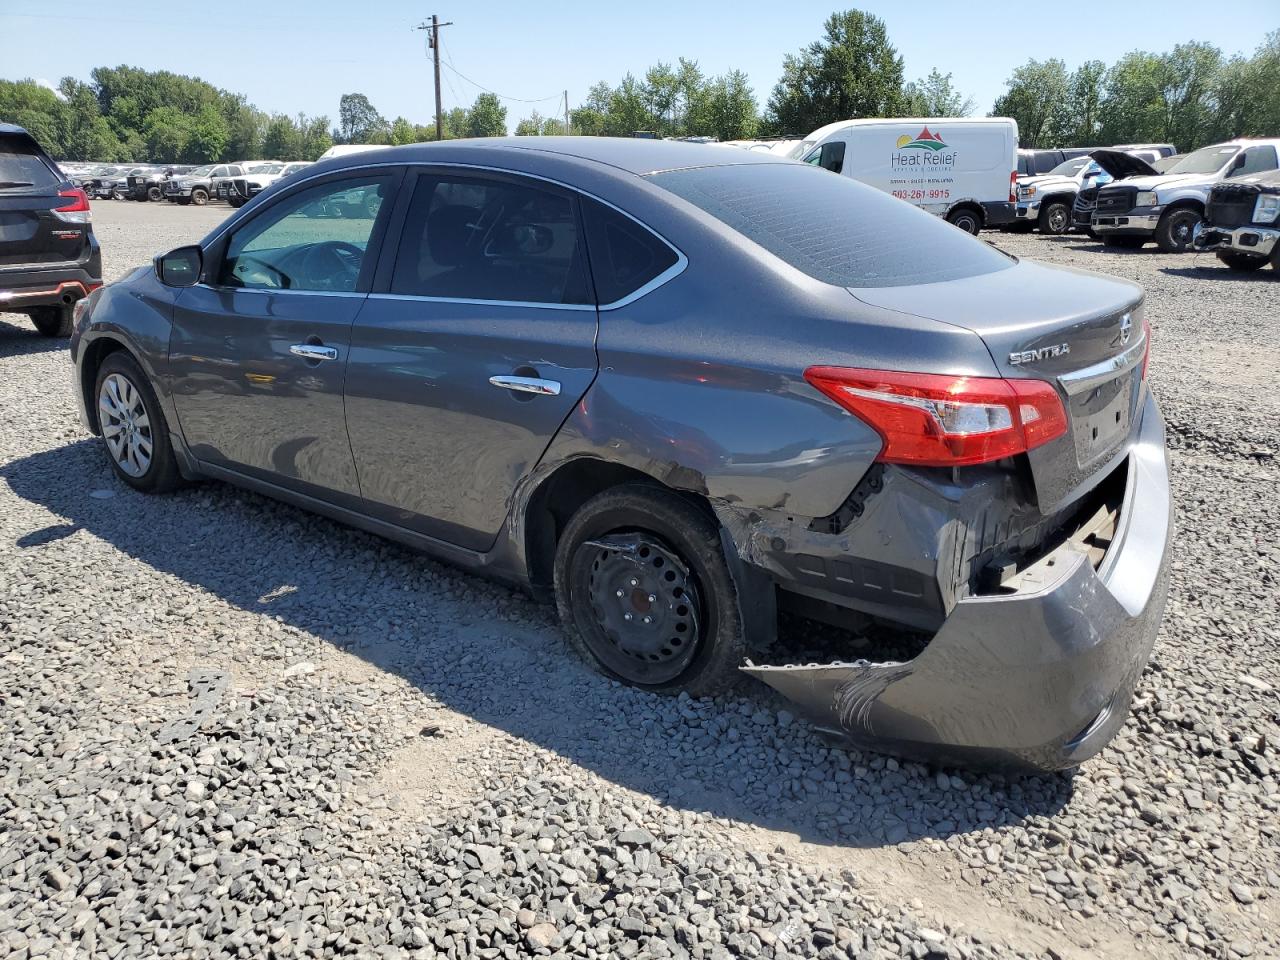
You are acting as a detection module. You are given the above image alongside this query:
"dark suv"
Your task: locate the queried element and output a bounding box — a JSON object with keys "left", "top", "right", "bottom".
{"left": 0, "top": 124, "right": 102, "bottom": 336}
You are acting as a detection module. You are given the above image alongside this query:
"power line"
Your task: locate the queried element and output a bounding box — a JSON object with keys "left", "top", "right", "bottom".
{"left": 437, "top": 51, "right": 561, "bottom": 105}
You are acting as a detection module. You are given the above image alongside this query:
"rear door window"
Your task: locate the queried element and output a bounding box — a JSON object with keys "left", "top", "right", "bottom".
{"left": 388, "top": 172, "right": 591, "bottom": 305}
{"left": 580, "top": 199, "right": 679, "bottom": 305}
{"left": 0, "top": 133, "right": 61, "bottom": 192}
{"left": 651, "top": 162, "right": 1013, "bottom": 288}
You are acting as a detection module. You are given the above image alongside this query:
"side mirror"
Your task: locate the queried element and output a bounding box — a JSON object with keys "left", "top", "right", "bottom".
{"left": 154, "top": 245, "right": 203, "bottom": 287}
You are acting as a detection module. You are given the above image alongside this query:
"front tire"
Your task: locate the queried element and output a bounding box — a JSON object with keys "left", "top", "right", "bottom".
{"left": 29, "top": 304, "right": 74, "bottom": 338}
{"left": 554, "top": 485, "right": 745, "bottom": 697}
{"left": 191, "top": 188, "right": 209, "bottom": 206}
{"left": 1038, "top": 200, "right": 1071, "bottom": 235}
{"left": 1155, "top": 208, "right": 1201, "bottom": 253}
{"left": 946, "top": 206, "right": 982, "bottom": 235}
{"left": 94, "top": 352, "right": 181, "bottom": 494}
{"left": 147, "top": 185, "right": 163, "bottom": 202}
{"left": 1217, "top": 251, "right": 1267, "bottom": 272}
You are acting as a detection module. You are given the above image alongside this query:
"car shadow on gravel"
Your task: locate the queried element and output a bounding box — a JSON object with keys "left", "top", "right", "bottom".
{"left": 1160, "top": 265, "right": 1279, "bottom": 282}
{"left": 3, "top": 439, "right": 1075, "bottom": 850}
{"left": 0, "top": 318, "right": 69, "bottom": 357}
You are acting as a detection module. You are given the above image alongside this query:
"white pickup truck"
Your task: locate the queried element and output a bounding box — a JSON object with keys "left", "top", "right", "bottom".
{"left": 1092, "top": 138, "right": 1280, "bottom": 251}
{"left": 1012, "top": 144, "right": 1174, "bottom": 234}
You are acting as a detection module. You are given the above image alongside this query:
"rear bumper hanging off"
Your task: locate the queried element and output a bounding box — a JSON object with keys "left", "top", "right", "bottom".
{"left": 741, "top": 388, "right": 1171, "bottom": 772}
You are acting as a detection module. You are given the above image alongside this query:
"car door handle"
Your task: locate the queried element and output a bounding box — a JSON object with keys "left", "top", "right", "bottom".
{"left": 488, "top": 375, "right": 561, "bottom": 396}
{"left": 290, "top": 343, "right": 339, "bottom": 362}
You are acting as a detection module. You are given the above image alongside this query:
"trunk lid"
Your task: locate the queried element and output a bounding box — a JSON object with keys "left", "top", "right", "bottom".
{"left": 850, "top": 260, "right": 1146, "bottom": 513}
{"left": 1090, "top": 149, "right": 1159, "bottom": 180}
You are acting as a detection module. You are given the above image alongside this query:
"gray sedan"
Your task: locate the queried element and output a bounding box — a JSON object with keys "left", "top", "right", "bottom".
{"left": 69, "top": 138, "right": 1171, "bottom": 772}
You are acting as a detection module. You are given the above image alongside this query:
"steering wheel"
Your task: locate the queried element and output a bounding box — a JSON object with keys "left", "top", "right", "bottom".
{"left": 299, "top": 241, "right": 364, "bottom": 291}
{"left": 234, "top": 255, "right": 291, "bottom": 289}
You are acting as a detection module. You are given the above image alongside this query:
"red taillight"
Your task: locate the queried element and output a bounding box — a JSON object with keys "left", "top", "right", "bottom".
{"left": 55, "top": 187, "right": 91, "bottom": 212}
{"left": 1009, "top": 170, "right": 1018, "bottom": 203}
{"left": 804, "top": 366, "right": 1069, "bottom": 467}
{"left": 54, "top": 187, "right": 92, "bottom": 223}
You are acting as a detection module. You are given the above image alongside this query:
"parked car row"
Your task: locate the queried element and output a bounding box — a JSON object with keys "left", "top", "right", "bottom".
{"left": 55, "top": 159, "right": 317, "bottom": 207}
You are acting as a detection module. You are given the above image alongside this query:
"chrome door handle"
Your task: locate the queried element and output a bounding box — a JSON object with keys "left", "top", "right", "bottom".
{"left": 290, "top": 343, "right": 338, "bottom": 361}
{"left": 488, "top": 375, "right": 561, "bottom": 396}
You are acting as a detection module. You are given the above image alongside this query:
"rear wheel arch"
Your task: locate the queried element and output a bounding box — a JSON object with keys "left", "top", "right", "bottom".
{"left": 523, "top": 458, "right": 717, "bottom": 595}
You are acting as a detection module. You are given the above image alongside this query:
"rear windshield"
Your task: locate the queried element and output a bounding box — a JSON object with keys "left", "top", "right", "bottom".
{"left": 0, "top": 134, "right": 61, "bottom": 191}
{"left": 650, "top": 163, "right": 1013, "bottom": 288}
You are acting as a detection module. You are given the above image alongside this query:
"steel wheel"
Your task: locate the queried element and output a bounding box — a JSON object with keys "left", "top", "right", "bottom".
{"left": 579, "top": 532, "right": 703, "bottom": 685}
{"left": 98, "top": 372, "right": 153, "bottom": 478}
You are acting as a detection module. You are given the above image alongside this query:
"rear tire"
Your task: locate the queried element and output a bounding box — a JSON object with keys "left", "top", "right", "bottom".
{"left": 228, "top": 196, "right": 246, "bottom": 208}
{"left": 946, "top": 206, "right": 983, "bottom": 235}
{"left": 93, "top": 352, "right": 181, "bottom": 494}
{"left": 29, "top": 305, "right": 74, "bottom": 338}
{"left": 191, "top": 188, "right": 209, "bottom": 206}
{"left": 554, "top": 485, "right": 745, "bottom": 697}
{"left": 1155, "top": 208, "right": 1201, "bottom": 253}
{"left": 1038, "top": 200, "right": 1071, "bottom": 235}
{"left": 147, "top": 185, "right": 163, "bottom": 202}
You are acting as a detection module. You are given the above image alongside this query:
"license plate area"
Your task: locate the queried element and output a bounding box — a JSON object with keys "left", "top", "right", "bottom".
{"left": 1070, "top": 370, "right": 1134, "bottom": 467}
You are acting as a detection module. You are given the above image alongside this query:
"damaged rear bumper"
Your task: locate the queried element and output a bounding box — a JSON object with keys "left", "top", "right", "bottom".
{"left": 742, "top": 388, "right": 1172, "bottom": 773}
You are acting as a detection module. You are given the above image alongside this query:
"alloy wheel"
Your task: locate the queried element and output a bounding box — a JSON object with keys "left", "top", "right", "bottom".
{"left": 98, "top": 373, "right": 153, "bottom": 478}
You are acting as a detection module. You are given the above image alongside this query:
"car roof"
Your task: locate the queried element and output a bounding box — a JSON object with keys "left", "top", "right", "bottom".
{"left": 313, "top": 137, "right": 787, "bottom": 178}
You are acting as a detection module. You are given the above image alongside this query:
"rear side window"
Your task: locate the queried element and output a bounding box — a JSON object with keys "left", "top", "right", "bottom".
{"left": 389, "top": 173, "right": 591, "bottom": 305}
{"left": 0, "top": 133, "right": 60, "bottom": 191}
{"left": 581, "top": 199, "right": 679, "bottom": 305}
{"left": 651, "top": 163, "right": 1013, "bottom": 288}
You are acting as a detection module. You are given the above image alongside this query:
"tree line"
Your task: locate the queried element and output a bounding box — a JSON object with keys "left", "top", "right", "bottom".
{"left": 3, "top": 13, "right": 1278, "bottom": 163}
{"left": 993, "top": 33, "right": 1280, "bottom": 149}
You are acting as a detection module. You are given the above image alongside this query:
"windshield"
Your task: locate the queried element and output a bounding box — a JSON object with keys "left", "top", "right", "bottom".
{"left": 1048, "top": 156, "right": 1091, "bottom": 177}
{"left": 189, "top": 165, "right": 216, "bottom": 176}
{"left": 651, "top": 163, "right": 1014, "bottom": 288}
{"left": 1165, "top": 145, "right": 1240, "bottom": 175}
{"left": 283, "top": 164, "right": 309, "bottom": 175}
{"left": 789, "top": 140, "right": 814, "bottom": 160}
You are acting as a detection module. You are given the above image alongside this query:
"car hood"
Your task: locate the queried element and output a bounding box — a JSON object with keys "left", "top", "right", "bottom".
{"left": 1090, "top": 149, "right": 1159, "bottom": 180}
{"left": 1019, "top": 174, "right": 1076, "bottom": 191}
{"left": 1101, "top": 172, "right": 1217, "bottom": 191}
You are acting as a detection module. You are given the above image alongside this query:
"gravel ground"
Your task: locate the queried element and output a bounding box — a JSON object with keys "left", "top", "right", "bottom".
{"left": 1, "top": 201, "right": 1277, "bottom": 960}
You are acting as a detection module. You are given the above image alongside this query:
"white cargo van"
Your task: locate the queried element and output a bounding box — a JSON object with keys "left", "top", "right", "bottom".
{"left": 796, "top": 117, "right": 1019, "bottom": 233}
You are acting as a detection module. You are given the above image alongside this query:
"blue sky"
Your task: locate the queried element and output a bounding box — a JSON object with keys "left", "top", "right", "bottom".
{"left": 2, "top": 1, "right": 1277, "bottom": 131}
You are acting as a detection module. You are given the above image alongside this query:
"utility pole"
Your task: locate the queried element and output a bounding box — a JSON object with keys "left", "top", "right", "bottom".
{"left": 564, "top": 90, "right": 570, "bottom": 136}
{"left": 414, "top": 15, "right": 453, "bottom": 140}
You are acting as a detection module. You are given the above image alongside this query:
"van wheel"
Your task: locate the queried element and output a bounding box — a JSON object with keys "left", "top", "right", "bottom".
{"left": 1155, "top": 208, "right": 1201, "bottom": 253}
{"left": 947, "top": 207, "right": 983, "bottom": 235}
{"left": 191, "top": 188, "right": 209, "bottom": 206}
{"left": 1038, "top": 201, "right": 1071, "bottom": 235}
{"left": 1217, "top": 251, "right": 1267, "bottom": 272}
{"left": 29, "top": 305, "right": 74, "bottom": 338}
{"left": 554, "top": 485, "right": 745, "bottom": 697}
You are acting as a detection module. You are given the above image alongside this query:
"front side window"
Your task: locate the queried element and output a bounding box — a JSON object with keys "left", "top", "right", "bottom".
{"left": 220, "top": 175, "right": 391, "bottom": 292}
{"left": 389, "top": 173, "right": 590, "bottom": 304}
{"left": 652, "top": 162, "right": 1014, "bottom": 288}
{"left": 1229, "top": 146, "right": 1278, "bottom": 178}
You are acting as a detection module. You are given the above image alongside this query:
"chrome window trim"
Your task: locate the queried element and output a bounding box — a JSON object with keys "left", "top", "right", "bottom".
{"left": 203, "top": 159, "right": 688, "bottom": 310}
{"left": 1057, "top": 332, "right": 1147, "bottom": 397}
{"left": 191, "top": 284, "right": 368, "bottom": 299}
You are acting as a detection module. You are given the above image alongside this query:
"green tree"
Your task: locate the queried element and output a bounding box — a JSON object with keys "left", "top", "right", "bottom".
{"left": 514, "top": 110, "right": 545, "bottom": 136}
{"left": 991, "top": 59, "right": 1070, "bottom": 147}
{"left": 262, "top": 115, "right": 303, "bottom": 158}
{"left": 902, "top": 69, "right": 974, "bottom": 117}
{"left": 699, "top": 70, "right": 759, "bottom": 140}
{"left": 1057, "top": 60, "right": 1107, "bottom": 144}
{"left": 765, "top": 9, "right": 905, "bottom": 135}
{"left": 465, "top": 93, "right": 507, "bottom": 137}
{"left": 338, "top": 92, "right": 387, "bottom": 143}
